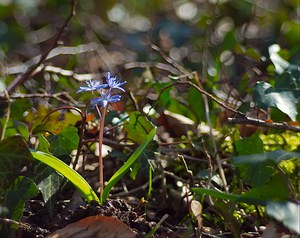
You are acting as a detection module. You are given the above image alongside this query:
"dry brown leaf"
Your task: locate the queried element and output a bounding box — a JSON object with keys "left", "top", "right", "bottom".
{"left": 47, "top": 216, "right": 136, "bottom": 238}
{"left": 190, "top": 200, "right": 203, "bottom": 230}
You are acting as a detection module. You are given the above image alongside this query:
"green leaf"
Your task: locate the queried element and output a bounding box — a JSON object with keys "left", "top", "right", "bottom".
{"left": 48, "top": 126, "right": 79, "bottom": 156}
{"left": 235, "top": 133, "right": 264, "bottom": 155}
{"left": 191, "top": 188, "right": 265, "bottom": 205}
{"left": 253, "top": 81, "right": 298, "bottom": 121}
{"left": 242, "top": 174, "right": 289, "bottom": 202}
{"left": 275, "top": 66, "right": 300, "bottom": 92}
{"left": 37, "top": 134, "right": 50, "bottom": 153}
{"left": 0, "top": 136, "right": 33, "bottom": 189}
{"left": 192, "top": 175, "right": 289, "bottom": 206}
{"left": 37, "top": 170, "right": 64, "bottom": 204}
{"left": 266, "top": 201, "right": 300, "bottom": 234}
{"left": 30, "top": 150, "right": 99, "bottom": 203}
{"left": 124, "top": 111, "right": 154, "bottom": 143}
{"left": 1, "top": 176, "right": 38, "bottom": 233}
{"left": 102, "top": 127, "right": 156, "bottom": 203}
{"left": 3, "top": 120, "right": 29, "bottom": 139}
{"left": 233, "top": 150, "right": 300, "bottom": 187}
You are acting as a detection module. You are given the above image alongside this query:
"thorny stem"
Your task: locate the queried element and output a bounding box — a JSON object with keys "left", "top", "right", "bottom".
{"left": 95, "top": 104, "right": 107, "bottom": 201}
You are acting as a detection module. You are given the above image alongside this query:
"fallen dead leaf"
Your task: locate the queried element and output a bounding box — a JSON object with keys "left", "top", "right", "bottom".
{"left": 47, "top": 216, "right": 136, "bottom": 238}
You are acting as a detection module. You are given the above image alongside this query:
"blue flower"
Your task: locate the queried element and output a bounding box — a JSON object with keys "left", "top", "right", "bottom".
{"left": 106, "top": 72, "right": 126, "bottom": 92}
{"left": 91, "top": 92, "right": 121, "bottom": 108}
{"left": 77, "top": 80, "right": 108, "bottom": 93}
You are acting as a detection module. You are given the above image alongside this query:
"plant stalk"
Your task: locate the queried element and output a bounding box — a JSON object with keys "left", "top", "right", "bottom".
{"left": 96, "top": 105, "right": 107, "bottom": 201}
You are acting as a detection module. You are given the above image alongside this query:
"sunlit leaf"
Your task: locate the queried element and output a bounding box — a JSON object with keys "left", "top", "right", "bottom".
{"left": 30, "top": 150, "right": 99, "bottom": 203}
{"left": 37, "top": 170, "right": 64, "bottom": 204}
{"left": 266, "top": 201, "right": 300, "bottom": 234}
{"left": 269, "top": 44, "right": 289, "bottom": 74}
{"left": 253, "top": 81, "right": 298, "bottom": 121}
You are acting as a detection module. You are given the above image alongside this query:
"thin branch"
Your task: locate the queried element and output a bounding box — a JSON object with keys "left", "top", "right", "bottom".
{"left": 123, "top": 61, "right": 181, "bottom": 75}
{"left": 1, "top": 90, "right": 11, "bottom": 141}
{"left": 6, "top": 0, "right": 77, "bottom": 93}
{"left": 110, "top": 175, "right": 161, "bottom": 197}
{"left": 194, "top": 71, "right": 228, "bottom": 191}
{"left": 228, "top": 117, "right": 300, "bottom": 132}
{"left": 178, "top": 81, "right": 245, "bottom": 117}
{"left": 44, "top": 65, "right": 102, "bottom": 81}
{"left": 128, "top": 91, "right": 139, "bottom": 111}
{"left": 0, "top": 92, "right": 80, "bottom": 105}
{"left": 5, "top": 43, "right": 100, "bottom": 75}
{"left": 0, "top": 218, "right": 31, "bottom": 231}
{"left": 41, "top": 106, "right": 84, "bottom": 125}
{"left": 151, "top": 44, "right": 192, "bottom": 78}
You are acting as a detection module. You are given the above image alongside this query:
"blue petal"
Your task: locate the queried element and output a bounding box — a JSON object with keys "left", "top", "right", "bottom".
{"left": 101, "top": 100, "right": 108, "bottom": 108}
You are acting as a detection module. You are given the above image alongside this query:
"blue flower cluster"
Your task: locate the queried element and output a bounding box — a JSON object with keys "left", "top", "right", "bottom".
{"left": 78, "top": 72, "right": 126, "bottom": 108}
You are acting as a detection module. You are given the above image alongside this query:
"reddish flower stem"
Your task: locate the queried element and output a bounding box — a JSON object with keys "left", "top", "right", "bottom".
{"left": 95, "top": 105, "right": 107, "bottom": 201}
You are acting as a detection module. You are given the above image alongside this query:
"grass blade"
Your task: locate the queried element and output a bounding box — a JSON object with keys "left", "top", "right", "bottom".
{"left": 30, "top": 150, "right": 99, "bottom": 203}
{"left": 102, "top": 127, "right": 156, "bottom": 203}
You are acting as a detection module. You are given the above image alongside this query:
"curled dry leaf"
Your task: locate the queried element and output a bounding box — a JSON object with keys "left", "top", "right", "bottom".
{"left": 47, "top": 216, "right": 136, "bottom": 238}
{"left": 190, "top": 200, "right": 203, "bottom": 230}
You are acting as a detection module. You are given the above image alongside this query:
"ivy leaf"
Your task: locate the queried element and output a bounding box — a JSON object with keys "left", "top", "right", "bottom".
{"left": 48, "top": 126, "right": 79, "bottom": 156}
{"left": 37, "top": 169, "right": 64, "bottom": 204}
{"left": 1, "top": 176, "right": 38, "bottom": 234}
{"left": 0, "top": 136, "right": 33, "bottom": 189}
{"left": 253, "top": 81, "right": 298, "bottom": 121}
{"left": 124, "top": 111, "right": 154, "bottom": 143}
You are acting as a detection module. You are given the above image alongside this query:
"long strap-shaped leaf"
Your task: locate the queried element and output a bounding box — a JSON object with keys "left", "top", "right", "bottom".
{"left": 30, "top": 150, "right": 99, "bottom": 203}
{"left": 102, "top": 127, "right": 156, "bottom": 203}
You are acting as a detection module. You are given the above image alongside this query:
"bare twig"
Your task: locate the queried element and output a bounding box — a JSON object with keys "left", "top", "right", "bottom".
{"left": 6, "top": 0, "right": 77, "bottom": 93}
{"left": 0, "top": 92, "right": 80, "bottom": 105}
{"left": 5, "top": 43, "right": 100, "bottom": 75}
{"left": 194, "top": 71, "right": 229, "bottom": 191}
{"left": 128, "top": 91, "right": 139, "bottom": 111}
{"left": 44, "top": 65, "right": 102, "bottom": 81}
{"left": 228, "top": 117, "right": 300, "bottom": 132}
{"left": 123, "top": 61, "right": 181, "bottom": 75}
{"left": 110, "top": 175, "right": 160, "bottom": 197}
{"left": 151, "top": 44, "right": 192, "bottom": 78}
{"left": 40, "top": 106, "right": 84, "bottom": 125}
{"left": 178, "top": 81, "right": 245, "bottom": 117}
{"left": 0, "top": 218, "right": 31, "bottom": 231}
